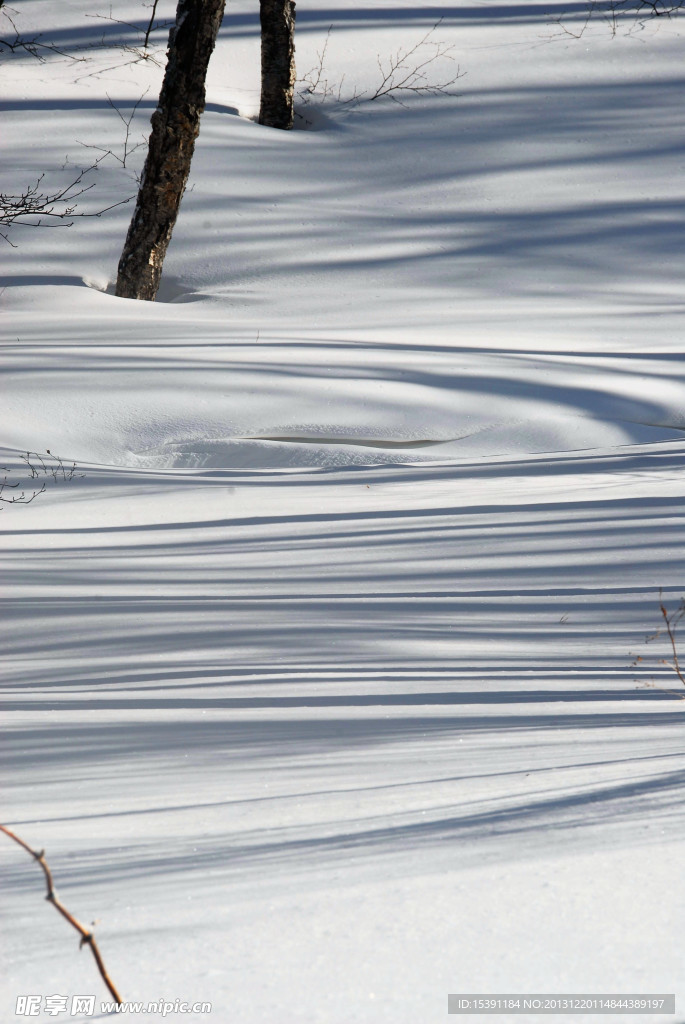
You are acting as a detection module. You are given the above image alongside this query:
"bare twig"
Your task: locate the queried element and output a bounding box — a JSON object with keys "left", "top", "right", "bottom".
{"left": 631, "top": 590, "right": 685, "bottom": 698}
{"left": 0, "top": 165, "right": 133, "bottom": 244}
{"left": 550, "top": 0, "right": 684, "bottom": 39}
{"left": 74, "top": 44, "right": 164, "bottom": 83}
{"left": 296, "top": 20, "right": 464, "bottom": 111}
{"left": 0, "top": 451, "right": 83, "bottom": 508}
{"left": 85, "top": 6, "right": 147, "bottom": 36}
{"left": 0, "top": 1, "right": 85, "bottom": 62}
{"left": 655, "top": 592, "right": 685, "bottom": 685}
{"left": 548, "top": 5, "right": 595, "bottom": 38}
{"left": 21, "top": 450, "right": 81, "bottom": 482}
{"left": 0, "top": 824, "right": 122, "bottom": 1005}
{"left": 85, "top": 1, "right": 169, "bottom": 49}
{"left": 298, "top": 27, "right": 336, "bottom": 100}
{"left": 77, "top": 91, "right": 150, "bottom": 174}
{"left": 0, "top": 172, "right": 95, "bottom": 232}
{"left": 368, "top": 21, "right": 464, "bottom": 104}
{"left": 78, "top": 2, "right": 167, "bottom": 81}
{"left": 143, "top": 0, "right": 163, "bottom": 49}
{"left": 0, "top": 473, "right": 45, "bottom": 505}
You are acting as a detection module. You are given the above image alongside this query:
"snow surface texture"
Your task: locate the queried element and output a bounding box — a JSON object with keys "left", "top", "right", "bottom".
{"left": 2, "top": 1, "right": 685, "bottom": 1021}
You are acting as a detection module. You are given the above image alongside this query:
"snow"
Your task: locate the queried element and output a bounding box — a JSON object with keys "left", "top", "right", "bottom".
{"left": 2, "top": 1, "right": 685, "bottom": 1021}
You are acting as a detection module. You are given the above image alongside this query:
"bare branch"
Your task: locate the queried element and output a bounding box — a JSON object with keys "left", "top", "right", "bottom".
{"left": 368, "top": 21, "right": 464, "bottom": 103}
{"left": 657, "top": 591, "right": 685, "bottom": 686}
{"left": 0, "top": 2, "right": 85, "bottom": 62}
{"left": 0, "top": 451, "right": 83, "bottom": 508}
{"left": 85, "top": 1, "right": 169, "bottom": 49}
{"left": 298, "top": 27, "right": 334, "bottom": 100}
{"left": 143, "top": 0, "right": 163, "bottom": 49}
{"left": 296, "top": 20, "right": 464, "bottom": 112}
{"left": 0, "top": 825, "right": 122, "bottom": 1005}
{"left": 77, "top": 91, "right": 150, "bottom": 177}
{"left": 0, "top": 473, "right": 45, "bottom": 505}
{"left": 550, "top": 0, "right": 684, "bottom": 40}
{"left": 0, "top": 165, "right": 134, "bottom": 244}
{"left": 631, "top": 590, "right": 685, "bottom": 697}
{"left": 77, "top": 3, "right": 168, "bottom": 81}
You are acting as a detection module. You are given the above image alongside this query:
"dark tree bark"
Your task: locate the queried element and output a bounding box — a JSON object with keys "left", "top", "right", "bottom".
{"left": 259, "top": 0, "right": 296, "bottom": 130}
{"left": 115, "top": 0, "right": 225, "bottom": 301}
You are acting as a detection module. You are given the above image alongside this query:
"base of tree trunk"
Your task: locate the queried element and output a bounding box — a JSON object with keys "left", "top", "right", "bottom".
{"left": 115, "top": 0, "right": 226, "bottom": 301}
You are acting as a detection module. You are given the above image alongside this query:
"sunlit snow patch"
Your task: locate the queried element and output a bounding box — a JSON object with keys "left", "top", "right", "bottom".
{"left": 126, "top": 415, "right": 678, "bottom": 470}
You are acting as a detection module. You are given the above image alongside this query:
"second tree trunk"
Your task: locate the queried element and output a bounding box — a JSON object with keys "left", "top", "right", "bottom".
{"left": 259, "top": 0, "right": 296, "bottom": 130}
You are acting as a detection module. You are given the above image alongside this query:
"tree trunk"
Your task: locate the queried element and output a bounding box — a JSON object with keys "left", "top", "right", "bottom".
{"left": 115, "top": 0, "right": 226, "bottom": 301}
{"left": 259, "top": 0, "right": 296, "bottom": 130}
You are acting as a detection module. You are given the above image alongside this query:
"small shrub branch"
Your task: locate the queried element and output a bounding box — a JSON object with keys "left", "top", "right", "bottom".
{"left": 550, "top": 0, "right": 684, "bottom": 38}
{"left": 0, "top": 824, "right": 123, "bottom": 1005}
{"left": 0, "top": 165, "right": 133, "bottom": 244}
{"left": 297, "top": 19, "right": 464, "bottom": 111}
{"left": 143, "top": 0, "right": 163, "bottom": 50}
{"left": 78, "top": 3, "right": 167, "bottom": 81}
{"left": 654, "top": 592, "right": 685, "bottom": 686}
{"left": 0, "top": 473, "right": 45, "bottom": 506}
{"left": 631, "top": 590, "right": 685, "bottom": 698}
{"left": 369, "top": 21, "right": 464, "bottom": 104}
{"left": 77, "top": 91, "right": 150, "bottom": 176}
{"left": 0, "top": 451, "right": 82, "bottom": 507}
{"left": 0, "top": 1, "right": 85, "bottom": 62}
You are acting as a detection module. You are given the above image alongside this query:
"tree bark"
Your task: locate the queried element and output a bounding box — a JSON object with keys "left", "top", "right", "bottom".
{"left": 259, "top": 0, "right": 296, "bottom": 130}
{"left": 115, "top": 0, "right": 225, "bottom": 301}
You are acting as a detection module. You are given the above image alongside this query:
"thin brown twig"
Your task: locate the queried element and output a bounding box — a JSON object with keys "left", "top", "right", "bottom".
{"left": 0, "top": 473, "right": 45, "bottom": 505}
{"left": 631, "top": 590, "right": 685, "bottom": 698}
{"left": 0, "top": 166, "right": 134, "bottom": 244}
{"left": 658, "top": 591, "right": 685, "bottom": 685}
{"left": 0, "top": 3, "right": 85, "bottom": 62}
{"left": 548, "top": 0, "right": 684, "bottom": 40}
{"left": 143, "top": 0, "right": 162, "bottom": 49}
{"left": 296, "top": 19, "right": 463, "bottom": 111}
{"left": 77, "top": 90, "right": 150, "bottom": 178}
{"left": 0, "top": 824, "right": 123, "bottom": 1005}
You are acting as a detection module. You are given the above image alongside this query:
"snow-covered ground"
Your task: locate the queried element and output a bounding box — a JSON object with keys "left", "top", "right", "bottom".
{"left": 2, "top": 1, "right": 685, "bottom": 1021}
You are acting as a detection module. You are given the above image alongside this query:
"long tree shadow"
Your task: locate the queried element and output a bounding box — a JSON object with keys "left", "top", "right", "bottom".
{"left": 5, "top": 713, "right": 685, "bottom": 888}
{"left": 5, "top": 3, "right": 598, "bottom": 56}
